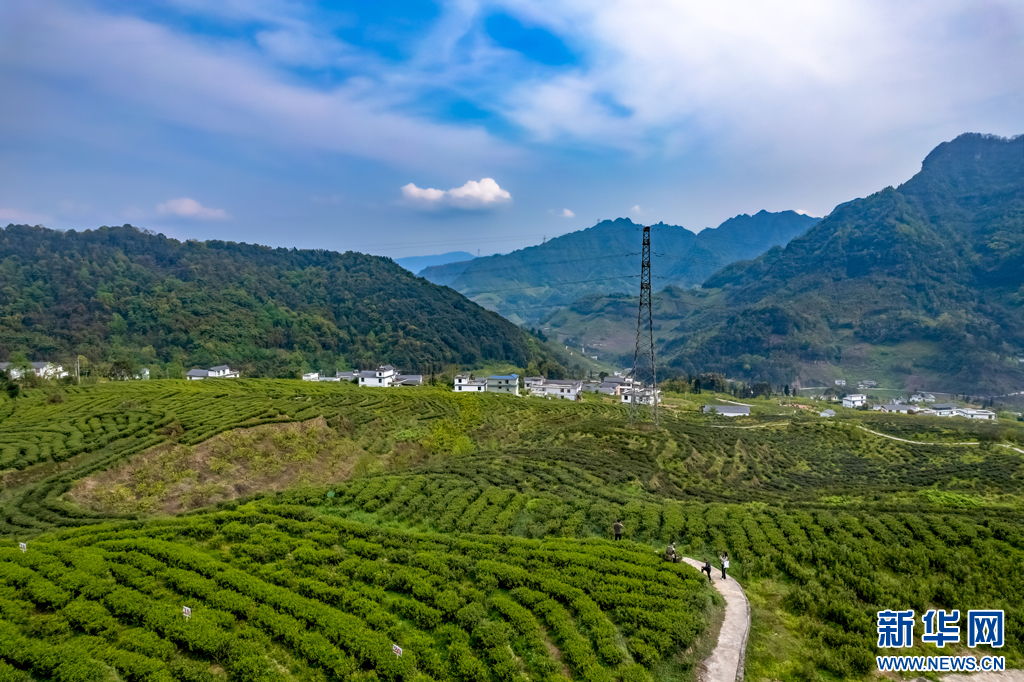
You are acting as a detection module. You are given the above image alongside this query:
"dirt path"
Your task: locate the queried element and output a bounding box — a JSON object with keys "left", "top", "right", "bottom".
{"left": 855, "top": 426, "right": 1024, "bottom": 454}
{"left": 682, "top": 558, "right": 750, "bottom": 682}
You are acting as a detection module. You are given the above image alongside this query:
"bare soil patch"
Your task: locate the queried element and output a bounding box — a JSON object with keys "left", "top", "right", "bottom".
{"left": 68, "top": 417, "right": 409, "bottom": 515}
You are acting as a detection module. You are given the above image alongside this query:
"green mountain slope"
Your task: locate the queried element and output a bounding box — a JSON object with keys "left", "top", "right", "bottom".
{"left": 0, "top": 224, "right": 549, "bottom": 377}
{"left": 552, "top": 133, "right": 1024, "bottom": 393}
{"left": 419, "top": 211, "right": 818, "bottom": 324}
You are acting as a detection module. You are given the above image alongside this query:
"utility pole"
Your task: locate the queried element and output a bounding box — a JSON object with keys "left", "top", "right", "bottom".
{"left": 630, "top": 225, "right": 658, "bottom": 426}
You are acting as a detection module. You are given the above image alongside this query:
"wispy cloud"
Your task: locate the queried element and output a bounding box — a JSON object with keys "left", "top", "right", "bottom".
{"left": 0, "top": 208, "right": 49, "bottom": 225}
{"left": 157, "top": 198, "right": 229, "bottom": 220}
{"left": 561, "top": 208, "right": 575, "bottom": 218}
{"left": 401, "top": 178, "right": 512, "bottom": 210}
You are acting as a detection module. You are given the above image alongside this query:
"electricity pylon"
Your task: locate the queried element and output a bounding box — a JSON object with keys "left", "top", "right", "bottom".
{"left": 629, "top": 225, "right": 658, "bottom": 426}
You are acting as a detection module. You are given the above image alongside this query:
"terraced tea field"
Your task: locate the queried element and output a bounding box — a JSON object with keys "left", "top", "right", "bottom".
{"left": 0, "top": 504, "right": 715, "bottom": 682}
{"left": 2, "top": 380, "right": 1023, "bottom": 680}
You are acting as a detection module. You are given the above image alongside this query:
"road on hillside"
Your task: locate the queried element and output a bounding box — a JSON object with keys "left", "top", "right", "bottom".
{"left": 681, "top": 557, "right": 750, "bottom": 682}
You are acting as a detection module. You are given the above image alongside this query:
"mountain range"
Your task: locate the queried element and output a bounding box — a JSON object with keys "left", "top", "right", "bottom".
{"left": 0, "top": 225, "right": 552, "bottom": 378}
{"left": 394, "top": 251, "right": 475, "bottom": 273}
{"left": 418, "top": 211, "right": 819, "bottom": 324}
{"left": 548, "top": 133, "right": 1024, "bottom": 393}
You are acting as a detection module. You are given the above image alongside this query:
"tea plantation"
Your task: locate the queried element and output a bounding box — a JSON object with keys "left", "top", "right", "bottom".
{"left": 1, "top": 380, "right": 1023, "bottom": 680}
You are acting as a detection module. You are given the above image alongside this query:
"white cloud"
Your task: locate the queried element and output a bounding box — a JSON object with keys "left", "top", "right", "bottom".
{"left": 630, "top": 205, "right": 643, "bottom": 215}
{"left": 0, "top": 208, "right": 49, "bottom": 224}
{"left": 561, "top": 208, "right": 575, "bottom": 218}
{"left": 401, "top": 178, "right": 511, "bottom": 210}
{"left": 156, "top": 197, "right": 229, "bottom": 219}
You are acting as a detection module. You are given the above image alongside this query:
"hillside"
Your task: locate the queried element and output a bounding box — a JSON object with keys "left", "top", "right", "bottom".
{"left": 2, "top": 380, "right": 1024, "bottom": 679}
{"left": 419, "top": 212, "right": 818, "bottom": 324}
{"left": 0, "top": 224, "right": 550, "bottom": 378}
{"left": 551, "top": 133, "right": 1024, "bottom": 393}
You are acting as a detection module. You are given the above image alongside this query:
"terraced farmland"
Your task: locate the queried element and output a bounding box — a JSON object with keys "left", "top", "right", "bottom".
{"left": 2, "top": 380, "right": 1024, "bottom": 679}
{"left": 0, "top": 504, "right": 715, "bottom": 681}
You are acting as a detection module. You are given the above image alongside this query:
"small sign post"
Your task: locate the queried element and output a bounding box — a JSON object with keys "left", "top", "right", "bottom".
{"left": 183, "top": 606, "right": 192, "bottom": 621}
{"left": 392, "top": 643, "right": 402, "bottom": 657}
{"left": 18, "top": 543, "right": 26, "bottom": 553}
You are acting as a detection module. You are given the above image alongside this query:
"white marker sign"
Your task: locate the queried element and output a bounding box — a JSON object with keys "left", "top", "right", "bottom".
{"left": 392, "top": 643, "right": 402, "bottom": 657}
{"left": 183, "top": 606, "right": 192, "bottom": 620}
{"left": 18, "top": 543, "right": 27, "bottom": 553}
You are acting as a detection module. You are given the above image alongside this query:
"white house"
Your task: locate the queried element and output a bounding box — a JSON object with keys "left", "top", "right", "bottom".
{"left": 528, "top": 378, "right": 583, "bottom": 400}
{"left": 359, "top": 365, "right": 396, "bottom": 387}
{"left": 910, "top": 393, "right": 936, "bottom": 403}
{"left": 186, "top": 365, "right": 240, "bottom": 381}
{"left": 878, "top": 403, "right": 917, "bottom": 414}
{"left": 454, "top": 374, "right": 486, "bottom": 392}
{"left": 485, "top": 374, "right": 519, "bottom": 396}
{"left": 0, "top": 361, "right": 68, "bottom": 380}
{"left": 858, "top": 380, "right": 878, "bottom": 389}
{"left": 955, "top": 408, "right": 996, "bottom": 421}
{"left": 622, "top": 387, "right": 661, "bottom": 406}
{"left": 302, "top": 372, "right": 320, "bottom": 382}
{"left": 820, "top": 409, "right": 836, "bottom": 417}
{"left": 842, "top": 394, "right": 867, "bottom": 408}
{"left": 931, "top": 403, "right": 958, "bottom": 417}
{"left": 523, "top": 376, "right": 546, "bottom": 394}
{"left": 702, "top": 404, "right": 750, "bottom": 417}
{"left": 834, "top": 379, "right": 846, "bottom": 387}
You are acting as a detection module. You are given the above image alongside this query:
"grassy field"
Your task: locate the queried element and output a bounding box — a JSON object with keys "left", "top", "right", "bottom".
{"left": 1, "top": 380, "right": 1023, "bottom": 680}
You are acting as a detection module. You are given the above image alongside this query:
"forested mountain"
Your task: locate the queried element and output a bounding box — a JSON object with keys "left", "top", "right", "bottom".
{"left": 0, "top": 224, "right": 551, "bottom": 377}
{"left": 418, "top": 211, "right": 818, "bottom": 324}
{"left": 550, "top": 133, "right": 1024, "bottom": 393}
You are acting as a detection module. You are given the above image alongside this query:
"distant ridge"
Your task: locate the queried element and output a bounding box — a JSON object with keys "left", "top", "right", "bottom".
{"left": 394, "top": 251, "right": 475, "bottom": 273}
{"left": 419, "top": 211, "right": 818, "bottom": 324}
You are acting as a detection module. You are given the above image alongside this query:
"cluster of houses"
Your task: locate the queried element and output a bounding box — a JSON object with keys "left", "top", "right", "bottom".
{"left": 0, "top": 361, "right": 68, "bottom": 380}
{"left": 834, "top": 379, "right": 879, "bottom": 389}
{"left": 302, "top": 365, "right": 424, "bottom": 387}
{"left": 841, "top": 393, "right": 996, "bottom": 420}
{"left": 186, "top": 365, "right": 240, "bottom": 381}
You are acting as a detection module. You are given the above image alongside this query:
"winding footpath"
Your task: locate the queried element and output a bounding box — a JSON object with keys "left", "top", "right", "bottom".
{"left": 681, "top": 558, "right": 751, "bottom": 682}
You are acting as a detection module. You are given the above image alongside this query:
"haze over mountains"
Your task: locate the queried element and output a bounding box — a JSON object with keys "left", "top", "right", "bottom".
{"left": 394, "top": 251, "right": 475, "bottom": 273}
{"left": 419, "top": 211, "right": 819, "bottom": 324}
{"left": 550, "top": 133, "right": 1024, "bottom": 393}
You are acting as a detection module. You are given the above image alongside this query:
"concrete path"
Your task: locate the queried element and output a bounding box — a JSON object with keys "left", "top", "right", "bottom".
{"left": 856, "top": 426, "right": 1024, "bottom": 454}
{"left": 682, "top": 558, "right": 750, "bottom": 682}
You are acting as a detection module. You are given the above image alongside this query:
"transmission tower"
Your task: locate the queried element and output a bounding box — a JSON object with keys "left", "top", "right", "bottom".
{"left": 630, "top": 225, "right": 658, "bottom": 426}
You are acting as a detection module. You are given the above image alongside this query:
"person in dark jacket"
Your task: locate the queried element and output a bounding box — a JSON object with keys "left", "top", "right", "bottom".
{"left": 701, "top": 559, "right": 713, "bottom": 581}
{"left": 613, "top": 520, "right": 623, "bottom": 541}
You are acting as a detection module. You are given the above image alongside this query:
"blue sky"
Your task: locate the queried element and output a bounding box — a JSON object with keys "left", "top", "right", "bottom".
{"left": 1, "top": 0, "right": 1022, "bottom": 258}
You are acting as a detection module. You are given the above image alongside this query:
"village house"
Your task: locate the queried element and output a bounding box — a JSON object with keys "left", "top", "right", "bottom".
{"left": 526, "top": 378, "right": 583, "bottom": 400}
{"left": 842, "top": 394, "right": 867, "bottom": 408}
{"left": 702, "top": 404, "right": 750, "bottom": 417}
{"left": 358, "top": 365, "right": 423, "bottom": 387}
{"left": 485, "top": 374, "right": 520, "bottom": 396}
{"left": 454, "top": 374, "right": 486, "bottom": 392}
{"left": 834, "top": 379, "right": 846, "bottom": 387}
{"left": 302, "top": 372, "right": 319, "bottom": 381}
{"left": 0, "top": 361, "right": 69, "bottom": 380}
{"left": 910, "top": 393, "right": 936, "bottom": 403}
{"left": 820, "top": 409, "right": 836, "bottom": 417}
{"left": 858, "top": 380, "right": 878, "bottom": 389}
{"left": 930, "top": 403, "right": 959, "bottom": 417}
{"left": 622, "top": 387, "right": 660, "bottom": 406}
{"left": 186, "top": 365, "right": 240, "bottom": 380}
{"left": 336, "top": 371, "right": 356, "bottom": 381}
{"left": 955, "top": 408, "right": 997, "bottom": 421}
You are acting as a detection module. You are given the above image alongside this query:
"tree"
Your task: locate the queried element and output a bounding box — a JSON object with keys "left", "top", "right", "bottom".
{"left": 784, "top": 384, "right": 790, "bottom": 396}
{"left": 108, "top": 359, "right": 137, "bottom": 381}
